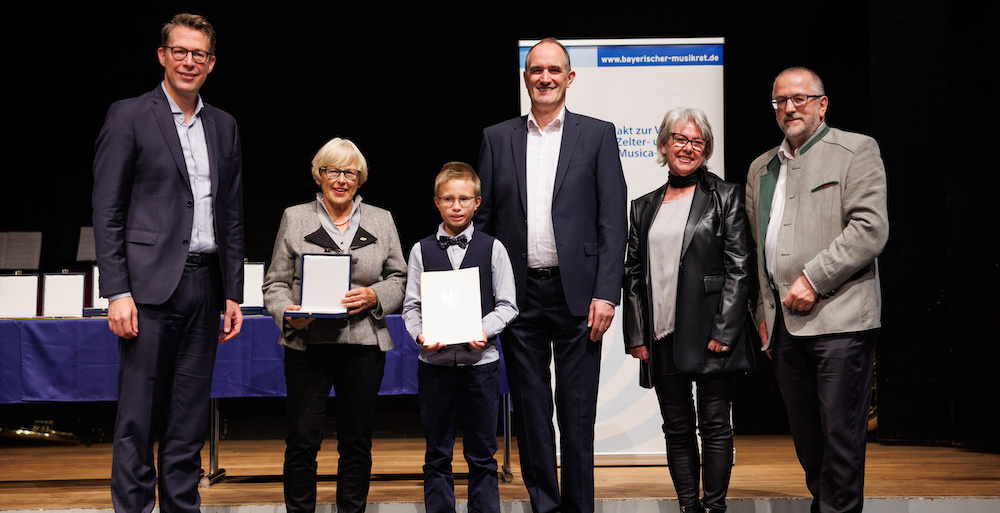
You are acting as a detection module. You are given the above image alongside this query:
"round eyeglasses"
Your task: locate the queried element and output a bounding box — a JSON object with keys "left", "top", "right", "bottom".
{"left": 437, "top": 196, "right": 477, "bottom": 207}
{"left": 161, "top": 45, "right": 213, "bottom": 64}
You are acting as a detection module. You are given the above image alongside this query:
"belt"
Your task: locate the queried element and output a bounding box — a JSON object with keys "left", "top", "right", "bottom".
{"left": 527, "top": 266, "right": 560, "bottom": 279}
{"left": 185, "top": 252, "right": 218, "bottom": 267}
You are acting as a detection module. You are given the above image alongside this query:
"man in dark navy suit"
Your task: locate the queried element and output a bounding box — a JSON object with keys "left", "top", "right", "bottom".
{"left": 474, "top": 38, "right": 627, "bottom": 513}
{"left": 92, "top": 13, "right": 244, "bottom": 513}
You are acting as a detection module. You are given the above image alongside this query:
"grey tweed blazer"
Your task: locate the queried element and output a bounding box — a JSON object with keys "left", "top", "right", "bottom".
{"left": 262, "top": 199, "right": 407, "bottom": 351}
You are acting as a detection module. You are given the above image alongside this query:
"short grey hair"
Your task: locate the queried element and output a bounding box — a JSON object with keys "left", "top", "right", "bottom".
{"left": 772, "top": 66, "right": 826, "bottom": 96}
{"left": 311, "top": 137, "right": 369, "bottom": 187}
{"left": 655, "top": 107, "right": 714, "bottom": 166}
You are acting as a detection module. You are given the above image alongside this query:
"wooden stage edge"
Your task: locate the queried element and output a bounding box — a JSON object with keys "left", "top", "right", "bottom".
{"left": 1, "top": 435, "right": 998, "bottom": 512}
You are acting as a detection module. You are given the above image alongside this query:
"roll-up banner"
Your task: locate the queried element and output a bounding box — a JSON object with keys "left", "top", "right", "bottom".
{"left": 517, "top": 38, "right": 725, "bottom": 463}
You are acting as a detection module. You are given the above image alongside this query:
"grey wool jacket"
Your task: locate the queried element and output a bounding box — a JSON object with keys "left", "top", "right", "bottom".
{"left": 745, "top": 126, "right": 888, "bottom": 345}
{"left": 262, "top": 200, "right": 407, "bottom": 351}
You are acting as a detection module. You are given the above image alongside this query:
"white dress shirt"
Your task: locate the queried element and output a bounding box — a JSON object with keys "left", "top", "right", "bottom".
{"left": 765, "top": 123, "right": 826, "bottom": 290}
{"left": 525, "top": 108, "right": 565, "bottom": 269}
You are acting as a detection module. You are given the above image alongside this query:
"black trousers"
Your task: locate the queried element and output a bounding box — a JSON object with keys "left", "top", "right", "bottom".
{"left": 504, "top": 273, "right": 602, "bottom": 513}
{"left": 418, "top": 360, "right": 501, "bottom": 513}
{"left": 111, "top": 260, "right": 223, "bottom": 513}
{"left": 651, "top": 334, "right": 734, "bottom": 512}
{"left": 771, "top": 307, "right": 874, "bottom": 513}
{"left": 283, "top": 344, "right": 386, "bottom": 513}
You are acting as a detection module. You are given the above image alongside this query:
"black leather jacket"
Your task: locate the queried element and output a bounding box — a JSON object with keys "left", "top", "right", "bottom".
{"left": 622, "top": 169, "right": 753, "bottom": 374}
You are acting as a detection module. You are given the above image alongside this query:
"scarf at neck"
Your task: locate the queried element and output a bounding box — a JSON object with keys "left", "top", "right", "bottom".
{"left": 667, "top": 166, "right": 704, "bottom": 189}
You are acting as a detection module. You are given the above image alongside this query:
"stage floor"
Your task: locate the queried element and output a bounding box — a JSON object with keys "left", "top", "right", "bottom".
{"left": 1, "top": 435, "right": 998, "bottom": 510}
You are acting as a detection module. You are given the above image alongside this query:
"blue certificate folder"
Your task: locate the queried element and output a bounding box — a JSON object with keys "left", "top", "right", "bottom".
{"left": 285, "top": 253, "right": 352, "bottom": 319}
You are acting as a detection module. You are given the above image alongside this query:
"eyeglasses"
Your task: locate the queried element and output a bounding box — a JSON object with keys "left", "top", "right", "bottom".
{"left": 670, "top": 133, "right": 707, "bottom": 152}
{"left": 320, "top": 168, "right": 360, "bottom": 181}
{"left": 770, "top": 94, "right": 824, "bottom": 110}
{"left": 161, "top": 45, "right": 213, "bottom": 64}
{"left": 437, "top": 196, "right": 477, "bottom": 207}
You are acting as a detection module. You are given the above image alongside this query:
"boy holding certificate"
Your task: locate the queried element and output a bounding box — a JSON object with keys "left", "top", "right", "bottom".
{"left": 402, "top": 162, "right": 519, "bottom": 513}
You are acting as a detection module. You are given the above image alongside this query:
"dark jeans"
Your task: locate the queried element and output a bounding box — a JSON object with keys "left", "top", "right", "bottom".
{"left": 504, "top": 273, "right": 601, "bottom": 513}
{"left": 418, "top": 360, "right": 501, "bottom": 513}
{"left": 651, "top": 334, "right": 734, "bottom": 513}
{"left": 283, "top": 344, "right": 386, "bottom": 513}
{"left": 771, "top": 307, "right": 874, "bottom": 513}
{"left": 111, "top": 261, "right": 223, "bottom": 513}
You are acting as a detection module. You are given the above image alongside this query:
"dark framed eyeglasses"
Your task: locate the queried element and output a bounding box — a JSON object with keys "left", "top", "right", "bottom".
{"left": 437, "top": 196, "right": 477, "bottom": 207}
{"left": 320, "top": 168, "right": 360, "bottom": 181}
{"left": 669, "top": 133, "right": 707, "bottom": 152}
{"left": 770, "top": 94, "right": 824, "bottom": 110}
{"left": 161, "top": 45, "right": 213, "bottom": 64}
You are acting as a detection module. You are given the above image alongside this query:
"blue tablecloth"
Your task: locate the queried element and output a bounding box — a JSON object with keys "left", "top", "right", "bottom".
{"left": 0, "top": 315, "right": 508, "bottom": 404}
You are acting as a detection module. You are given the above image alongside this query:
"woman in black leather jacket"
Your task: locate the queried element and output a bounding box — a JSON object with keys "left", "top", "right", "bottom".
{"left": 622, "top": 107, "right": 753, "bottom": 513}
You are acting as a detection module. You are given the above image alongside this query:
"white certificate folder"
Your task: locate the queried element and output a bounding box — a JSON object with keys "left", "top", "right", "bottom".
{"left": 286, "top": 253, "right": 351, "bottom": 318}
{"left": 420, "top": 267, "right": 483, "bottom": 345}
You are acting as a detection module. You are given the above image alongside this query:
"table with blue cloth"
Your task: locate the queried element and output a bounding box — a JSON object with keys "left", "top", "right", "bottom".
{"left": 0, "top": 314, "right": 513, "bottom": 483}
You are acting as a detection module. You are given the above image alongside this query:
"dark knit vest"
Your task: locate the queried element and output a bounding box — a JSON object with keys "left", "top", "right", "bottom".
{"left": 418, "top": 230, "right": 496, "bottom": 365}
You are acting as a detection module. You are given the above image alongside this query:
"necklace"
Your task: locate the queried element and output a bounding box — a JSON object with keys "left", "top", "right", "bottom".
{"left": 328, "top": 199, "right": 353, "bottom": 228}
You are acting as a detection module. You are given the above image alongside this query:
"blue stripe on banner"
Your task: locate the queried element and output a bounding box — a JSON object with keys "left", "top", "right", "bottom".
{"left": 596, "top": 44, "right": 723, "bottom": 67}
{"left": 518, "top": 46, "right": 601, "bottom": 68}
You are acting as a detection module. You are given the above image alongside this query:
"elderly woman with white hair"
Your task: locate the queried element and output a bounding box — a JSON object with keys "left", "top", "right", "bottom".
{"left": 622, "top": 108, "right": 753, "bottom": 513}
{"left": 263, "top": 137, "right": 406, "bottom": 513}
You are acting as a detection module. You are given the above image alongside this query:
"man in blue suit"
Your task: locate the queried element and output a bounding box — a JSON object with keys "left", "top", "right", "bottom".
{"left": 92, "top": 13, "right": 244, "bottom": 513}
{"left": 474, "top": 38, "right": 627, "bottom": 513}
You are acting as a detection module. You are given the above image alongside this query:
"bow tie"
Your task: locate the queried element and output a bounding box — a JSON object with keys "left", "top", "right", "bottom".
{"left": 438, "top": 234, "right": 469, "bottom": 249}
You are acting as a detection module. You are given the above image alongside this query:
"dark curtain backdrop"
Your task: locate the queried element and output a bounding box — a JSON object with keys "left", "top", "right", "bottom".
{"left": 2, "top": 1, "right": 996, "bottom": 450}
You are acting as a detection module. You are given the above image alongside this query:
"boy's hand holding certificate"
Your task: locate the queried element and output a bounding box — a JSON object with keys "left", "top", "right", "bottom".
{"left": 418, "top": 329, "right": 488, "bottom": 352}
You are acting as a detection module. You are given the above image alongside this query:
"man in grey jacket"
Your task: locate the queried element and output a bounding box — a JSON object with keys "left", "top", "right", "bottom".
{"left": 745, "top": 67, "right": 888, "bottom": 513}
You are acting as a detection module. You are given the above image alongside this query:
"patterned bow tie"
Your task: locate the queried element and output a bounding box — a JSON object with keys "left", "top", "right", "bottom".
{"left": 438, "top": 234, "right": 469, "bottom": 249}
